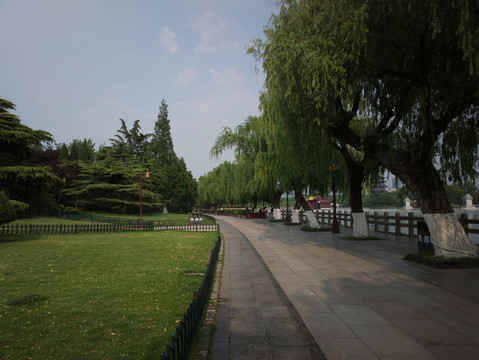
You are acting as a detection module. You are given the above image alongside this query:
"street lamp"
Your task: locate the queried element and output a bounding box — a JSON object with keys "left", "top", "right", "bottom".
{"left": 139, "top": 170, "right": 150, "bottom": 227}
{"left": 329, "top": 163, "right": 340, "bottom": 233}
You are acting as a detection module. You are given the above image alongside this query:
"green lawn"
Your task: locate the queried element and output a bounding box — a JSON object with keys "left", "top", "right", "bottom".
{"left": 8, "top": 216, "right": 90, "bottom": 225}
{"left": 8, "top": 213, "right": 189, "bottom": 225}
{"left": 0, "top": 230, "right": 217, "bottom": 359}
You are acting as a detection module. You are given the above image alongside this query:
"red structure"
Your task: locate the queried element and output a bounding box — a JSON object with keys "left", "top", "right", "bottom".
{"left": 307, "top": 195, "right": 331, "bottom": 210}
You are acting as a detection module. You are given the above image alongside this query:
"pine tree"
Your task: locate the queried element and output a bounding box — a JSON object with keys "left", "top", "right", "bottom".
{"left": 58, "top": 143, "right": 70, "bottom": 161}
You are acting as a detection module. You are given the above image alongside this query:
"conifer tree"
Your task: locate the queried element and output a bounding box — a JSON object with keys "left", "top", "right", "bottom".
{"left": 0, "top": 99, "right": 58, "bottom": 214}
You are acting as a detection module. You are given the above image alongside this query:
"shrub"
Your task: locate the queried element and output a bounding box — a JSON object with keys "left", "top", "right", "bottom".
{"left": 0, "top": 191, "right": 16, "bottom": 224}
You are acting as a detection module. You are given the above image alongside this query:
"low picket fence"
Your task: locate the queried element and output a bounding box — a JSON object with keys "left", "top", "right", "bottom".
{"left": 160, "top": 230, "right": 221, "bottom": 359}
{"left": 1, "top": 222, "right": 154, "bottom": 235}
{"left": 1, "top": 215, "right": 219, "bottom": 235}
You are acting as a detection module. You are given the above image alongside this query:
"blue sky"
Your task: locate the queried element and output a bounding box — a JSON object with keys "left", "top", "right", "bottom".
{"left": 0, "top": 0, "right": 278, "bottom": 178}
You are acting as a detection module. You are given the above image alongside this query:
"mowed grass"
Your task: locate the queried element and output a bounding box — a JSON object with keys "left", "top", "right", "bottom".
{"left": 8, "top": 213, "right": 189, "bottom": 225}
{"left": 0, "top": 230, "right": 217, "bottom": 359}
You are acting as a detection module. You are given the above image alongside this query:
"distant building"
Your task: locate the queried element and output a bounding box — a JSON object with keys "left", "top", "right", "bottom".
{"left": 307, "top": 195, "right": 331, "bottom": 209}
{"left": 370, "top": 176, "right": 388, "bottom": 193}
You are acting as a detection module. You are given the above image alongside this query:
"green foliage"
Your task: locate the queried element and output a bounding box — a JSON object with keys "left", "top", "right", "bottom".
{"left": 58, "top": 143, "right": 69, "bottom": 161}
{"left": 110, "top": 119, "right": 152, "bottom": 161}
{"left": 0, "top": 99, "right": 58, "bottom": 214}
{"left": 148, "top": 100, "right": 197, "bottom": 211}
{"left": 61, "top": 158, "right": 162, "bottom": 213}
{"left": 0, "top": 191, "right": 16, "bottom": 224}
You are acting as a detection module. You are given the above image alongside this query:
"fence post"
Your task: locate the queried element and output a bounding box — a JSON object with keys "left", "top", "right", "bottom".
{"left": 460, "top": 213, "right": 469, "bottom": 234}
{"left": 408, "top": 212, "right": 415, "bottom": 237}
{"left": 374, "top": 212, "right": 379, "bottom": 232}
{"left": 395, "top": 212, "right": 401, "bottom": 235}
{"left": 384, "top": 212, "right": 389, "bottom": 233}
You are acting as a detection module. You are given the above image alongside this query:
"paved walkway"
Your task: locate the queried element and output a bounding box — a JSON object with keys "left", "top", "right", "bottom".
{"left": 208, "top": 216, "right": 479, "bottom": 360}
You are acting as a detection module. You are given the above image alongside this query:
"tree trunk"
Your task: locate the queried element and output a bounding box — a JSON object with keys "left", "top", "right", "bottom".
{"left": 340, "top": 144, "right": 368, "bottom": 237}
{"left": 292, "top": 193, "right": 302, "bottom": 223}
{"left": 370, "top": 146, "right": 477, "bottom": 258}
{"left": 272, "top": 189, "right": 283, "bottom": 220}
{"left": 296, "top": 192, "right": 320, "bottom": 228}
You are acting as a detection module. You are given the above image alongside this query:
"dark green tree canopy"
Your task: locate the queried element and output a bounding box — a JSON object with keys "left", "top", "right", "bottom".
{"left": 0, "top": 99, "right": 58, "bottom": 214}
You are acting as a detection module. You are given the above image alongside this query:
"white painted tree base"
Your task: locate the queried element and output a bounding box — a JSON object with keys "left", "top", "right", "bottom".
{"left": 424, "top": 213, "right": 478, "bottom": 258}
{"left": 352, "top": 212, "right": 368, "bottom": 237}
{"left": 304, "top": 210, "right": 320, "bottom": 228}
{"left": 292, "top": 209, "right": 300, "bottom": 223}
{"left": 273, "top": 208, "right": 282, "bottom": 221}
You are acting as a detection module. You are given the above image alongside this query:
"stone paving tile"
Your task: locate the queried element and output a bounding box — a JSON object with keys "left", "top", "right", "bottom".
{"left": 391, "top": 318, "right": 474, "bottom": 346}
{"left": 209, "top": 219, "right": 325, "bottom": 360}
{"left": 350, "top": 325, "right": 433, "bottom": 357}
{"left": 305, "top": 313, "right": 356, "bottom": 339}
{"left": 209, "top": 216, "right": 479, "bottom": 360}
{"left": 316, "top": 338, "right": 378, "bottom": 360}
{"left": 426, "top": 344, "right": 479, "bottom": 360}
{"left": 330, "top": 304, "right": 390, "bottom": 326}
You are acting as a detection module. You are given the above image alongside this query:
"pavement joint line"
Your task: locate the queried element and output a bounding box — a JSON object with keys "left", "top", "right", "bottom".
{"left": 195, "top": 233, "right": 225, "bottom": 360}
{"left": 216, "top": 219, "right": 327, "bottom": 360}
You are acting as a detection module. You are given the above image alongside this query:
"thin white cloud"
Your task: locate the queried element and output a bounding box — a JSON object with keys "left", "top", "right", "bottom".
{"left": 190, "top": 11, "right": 244, "bottom": 55}
{"left": 175, "top": 67, "right": 201, "bottom": 86}
{"left": 159, "top": 26, "right": 179, "bottom": 54}
{"left": 194, "top": 40, "right": 246, "bottom": 55}
{"left": 209, "top": 68, "right": 244, "bottom": 86}
{"left": 191, "top": 11, "right": 230, "bottom": 43}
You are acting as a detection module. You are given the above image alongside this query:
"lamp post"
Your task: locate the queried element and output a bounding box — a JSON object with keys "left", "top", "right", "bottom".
{"left": 329, "top": 164, "right": 340, "bottom": 234}
{"left": 139, "top": 170, "right": 150, "bottom": 227}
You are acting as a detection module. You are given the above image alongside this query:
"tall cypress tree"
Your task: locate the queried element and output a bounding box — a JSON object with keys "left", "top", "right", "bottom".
{"left": 149, "top": 100, "right": 197, "bottom": 211}
{"left": 151, "top": 100, "right": 176, "bottom": 166}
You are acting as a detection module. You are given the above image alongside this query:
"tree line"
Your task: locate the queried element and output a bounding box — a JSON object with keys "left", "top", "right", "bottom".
{"left": 0, "top": 99, "right": 197, "bottom": 223}
{"left": 198, "top": 0, "right": 479, "bottom": 259}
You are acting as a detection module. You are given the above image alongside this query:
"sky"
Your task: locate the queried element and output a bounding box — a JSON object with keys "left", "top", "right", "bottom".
{"left": 0, "top": 0, "right": 279, "bottom": 179}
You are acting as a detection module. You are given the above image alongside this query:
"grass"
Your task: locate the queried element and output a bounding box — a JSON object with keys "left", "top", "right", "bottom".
{"left": 8, "top": 216, "right": 91, "bottom": 225}
{"left": 283, "top": 222, "right": 302, "bottom": 226}
{"left": 404, "top": 252, "right": 479, "bottom": 269}
{"left": 0, "top": 230, "right": 217, "bottom": 359}
{"left": 7, "top": 213, "right": 190, "bottom": 225}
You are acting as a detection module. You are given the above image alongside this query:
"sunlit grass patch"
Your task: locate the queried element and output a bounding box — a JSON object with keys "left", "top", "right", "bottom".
{"left": 0, "top": 230, "right": 217, "bottom": 359}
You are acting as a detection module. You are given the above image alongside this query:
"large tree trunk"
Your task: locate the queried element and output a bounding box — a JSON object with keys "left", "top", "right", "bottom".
{"left": 372, "top": 148, "right": 477, "bottom": 258}
{"left": 339, "top": 143, "right": 368, "bottom": 237}
{"left": 272, "top": 189, "right": 283, "bottom": 220}
{"left": 292, "top": 193, "right": 302, "bottom": 223}
{"left": 295, "top": 192, "right": 320, "bottom": 228}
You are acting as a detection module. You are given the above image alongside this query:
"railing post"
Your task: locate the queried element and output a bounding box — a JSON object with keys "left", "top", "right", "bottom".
{"left": 374, "top": 212, "right": 379, "bottom": 232}
{"left": 408, "top": 212, "right": 415, "bottom": 237}
{"left": 460, "top": 213, "right": 469, "bottom": 234}
{"left": 395, "top": 212, "right": 401, "bottom": 235}
{"left": 384, "top": 212, "right": 389, "bottom": 233}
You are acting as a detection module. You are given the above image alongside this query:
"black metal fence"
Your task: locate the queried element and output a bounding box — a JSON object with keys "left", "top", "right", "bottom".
{"left": 1, "top": 214, "right": 219, "bottom": 235}
{"left": 161, "top": 230, "right": 221, "bottom": 360}
{"left": 155, "top": 218, "right": 218, "bottom": 232}
{"left": 1, "top": 222, "right": 154, "bottom": 235}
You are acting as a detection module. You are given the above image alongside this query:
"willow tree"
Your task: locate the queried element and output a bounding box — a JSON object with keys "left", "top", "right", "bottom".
{"left": 256, "top": 83, "right": 333, "bottom": 227}
{"left": 253, "top": 0, "right": 479, "bottom": 257}
{"left": 211, "top": 115, "right": 273, "bottom": 208}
